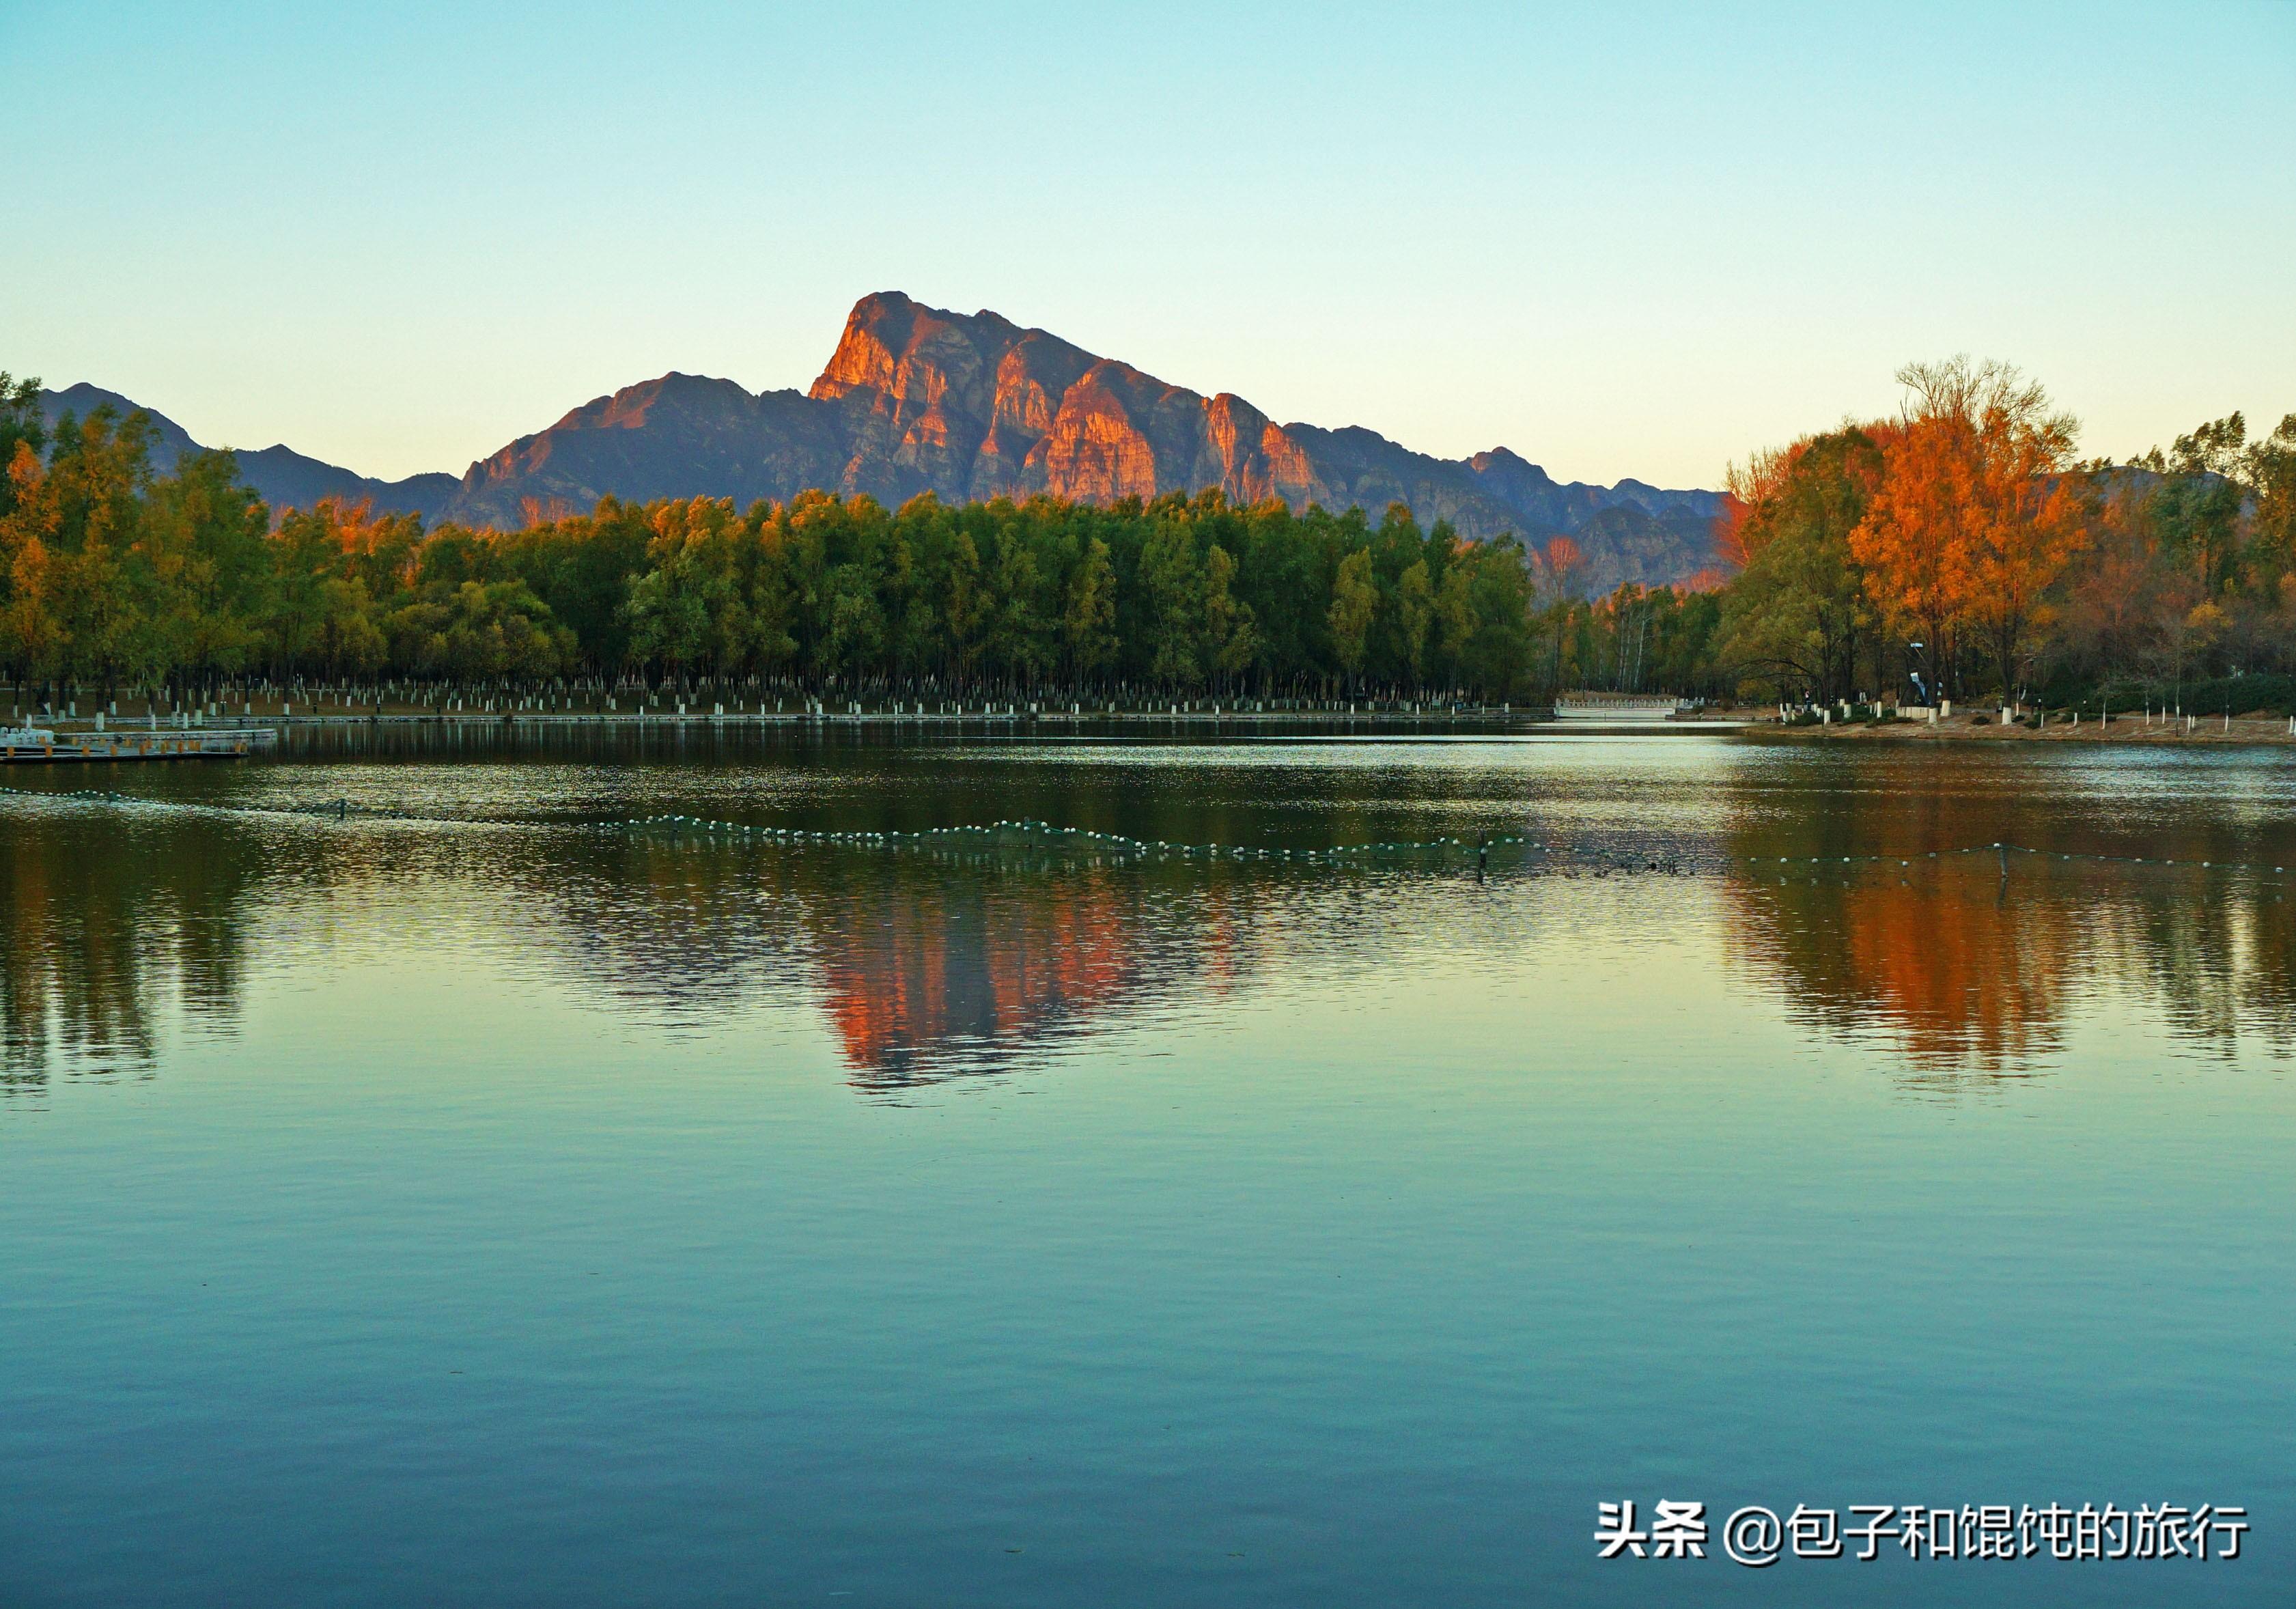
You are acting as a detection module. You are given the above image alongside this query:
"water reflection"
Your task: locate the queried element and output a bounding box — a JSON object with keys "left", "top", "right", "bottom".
{"left": 0, "top": 807, "right": 260, "bottom": 1093}
{"left": 5, "top": 742, "right": 2293, "bottom": 1096}
{"left": 538, "top": 841, "right": 1229, "bottom": 1089}
{"left": 2122, "top": 878, "right": 2296, "bottom": 1048}
{"left": 1725, "top": 867, "right": 2078, "bottom": 1076}
{"left": 812, "top": 865, "right": 1160, "bottom": 1089}
{"left": 1720, "top": 764, "right": 2296, "bottom": 1078}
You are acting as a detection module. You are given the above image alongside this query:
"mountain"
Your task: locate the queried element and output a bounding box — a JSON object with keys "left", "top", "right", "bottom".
{"left": 445, "top": 294, "right": 1724, "bottom": 586}
{"left": 37, "top": 294, "right": 1726, "bottom": 587}
{"left": 36, "top": 383, "right": 460, "bottom": 520}
{"left": 447, "top": 374, "right": 843, "bottom": 529}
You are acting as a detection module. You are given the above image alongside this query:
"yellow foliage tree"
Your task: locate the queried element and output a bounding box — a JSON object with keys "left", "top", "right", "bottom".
{"left": 1851, "top": 359, "right": 2084, "bottom": 699}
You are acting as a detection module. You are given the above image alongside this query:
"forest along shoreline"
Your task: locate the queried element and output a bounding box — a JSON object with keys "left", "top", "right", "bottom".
{"left": 3, "top": 359, "right": 2289, "bottom": 727}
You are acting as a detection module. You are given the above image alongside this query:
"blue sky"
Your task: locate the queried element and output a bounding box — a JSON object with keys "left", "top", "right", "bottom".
{"left": 5, "top": 1, "right": 2291, "bottom": 488}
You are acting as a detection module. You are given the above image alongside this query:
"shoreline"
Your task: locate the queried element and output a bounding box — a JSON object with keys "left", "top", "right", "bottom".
{"left": 1734, "top": 713, "right": 2296, "bottom": 745}
{"left": 19, "top": 705, "right": 2295, "bottom": 746}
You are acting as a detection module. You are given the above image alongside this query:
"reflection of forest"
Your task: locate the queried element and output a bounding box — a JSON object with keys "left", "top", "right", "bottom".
{"left": 7, "top": 792, "right": 2291, "bottom": 1098}
{"left": 0, "top": 803, "right": 1255, "bottom": 1095}
{"left": 0, "top": 807, "right": 259, "bottom": 1094}
{"left": 1722, "top": 798, "right": 2296, "bottom": 1080}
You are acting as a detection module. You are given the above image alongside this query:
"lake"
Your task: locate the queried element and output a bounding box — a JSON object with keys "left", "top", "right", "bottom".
{"left": 3, "top": 729, "right": 2291, "bottom": 1606}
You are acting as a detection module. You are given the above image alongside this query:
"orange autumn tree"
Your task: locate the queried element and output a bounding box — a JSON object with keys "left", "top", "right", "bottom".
{"left": 1851, "top": 358, "right": 2085, "bottom": 701}
{"left": 1717, "top": 442, "right": 1798, "bottom": 570}
{"left": 1539, "top": 534, "right": 1584, "bottom": 599}
{"left": 1948, "top": 364, "right": 2086, "bottom": 699}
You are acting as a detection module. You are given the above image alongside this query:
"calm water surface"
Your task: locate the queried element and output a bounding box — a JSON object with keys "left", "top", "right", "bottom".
{"left": 3, "top": 731, "right": 2292, "bottom": 1606}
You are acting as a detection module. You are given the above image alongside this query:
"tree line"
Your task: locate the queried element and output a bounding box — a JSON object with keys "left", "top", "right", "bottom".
{"left": 4, "top": 359, "right": 2286, "bottom": 712}
{"left": 0, "top": 375, "right": 1705, "bottom": 706}
{"left": 1716, "top": 357, "right": 2296, "bottom": 710}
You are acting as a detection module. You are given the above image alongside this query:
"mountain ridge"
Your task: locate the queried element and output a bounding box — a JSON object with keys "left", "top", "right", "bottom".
{"left": 33, "top": 382, "right": 461, "bottom": 520}
{"left": 35, "top": 293, "right": 1726, "bottom": 589}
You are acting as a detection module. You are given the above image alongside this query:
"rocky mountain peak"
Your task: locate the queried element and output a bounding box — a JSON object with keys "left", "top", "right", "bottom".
{"left": 50, "top": 292, "right": 1726, "bottom": 589}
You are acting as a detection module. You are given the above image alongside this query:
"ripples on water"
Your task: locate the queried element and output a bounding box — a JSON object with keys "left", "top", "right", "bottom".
{"left": 6, "top": 729, "right": 2291, "bottom": 1093}
{"left": 3, "top": 730, "right": 2292, "bottom": 1608}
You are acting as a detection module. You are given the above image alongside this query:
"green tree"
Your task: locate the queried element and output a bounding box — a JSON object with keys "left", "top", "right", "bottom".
{"left": 621, "top": 499, "right": 749, "bottom": 677}
{"left": 1062, "top": 534, "right": 1118, "bottom": 684}
{"left": 1717, "top": 428, "right": 1881, "bottom": 701}
{"left": 1327, "top": 547, "right": 1377, "bottom": 689}
{"left": 2247, "top": 415, "right": 2296, "bottom": 587}
{"left": 984, "top": 525, "right": 1051, "bottom": 686}
{"left": 141, "top": 449, "right": 274, "bottom": 689}
{"left": 38, "top": 407, "right": 156, "bottom": 695}
{"left": 1201, "top": 542, "right": 1255, "bottom": 687}
{"left": 2138, "top": 413, "right": 2247, "bottom": 598}
{"left": 1138, "top": 520, "right": 1206, "bottom": 686}
{"left": 1395, "top": 558, "right": 1433, "bottom": 683}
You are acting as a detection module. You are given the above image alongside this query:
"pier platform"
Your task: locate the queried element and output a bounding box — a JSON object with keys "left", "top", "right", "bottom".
{"left": 1, "top": 727, "right": 266, "bottom": 762}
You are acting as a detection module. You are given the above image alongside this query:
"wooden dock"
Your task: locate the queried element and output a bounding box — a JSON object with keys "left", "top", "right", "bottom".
{"left": 0, "top": 728, "right": 265, "bottom": 763}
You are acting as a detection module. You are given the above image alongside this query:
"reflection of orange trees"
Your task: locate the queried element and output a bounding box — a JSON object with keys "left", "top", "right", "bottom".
{"left": 1713, "top": 746, "right": 2296, "bottom": 1078}
{"left": 1718, "top": 774, "right": 2076, "bottom": 1078}
{"left": 1726, "top": 833, "right": 2296, "bottom": 1078}
{"left": 1728, "top": 871, "right": 2070, "bottom": 1078}
{"left": 1842, "top": 878, "right": 2068, "bottom": 1072}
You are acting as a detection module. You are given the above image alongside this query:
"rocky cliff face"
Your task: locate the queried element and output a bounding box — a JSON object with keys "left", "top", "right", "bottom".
{"left": 48, "top": 294, "right": 1727, "bottom": 589}
{"left": 756, "top": 292, "right": 1724, "bottom": 589}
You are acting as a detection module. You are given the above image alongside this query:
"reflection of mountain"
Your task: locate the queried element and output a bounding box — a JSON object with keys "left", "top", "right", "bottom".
{"left": 549, "top": 832, "right": 2296, "bottom": 1091}
{"left": 537, "top": 843, "right": 1222, "bottom": 1091}
{"left": 813, "top": 867, "right": 1167, "bottom": 1089}
{"left": 11, "top": 766, "right": 2293, "bottom": 1100}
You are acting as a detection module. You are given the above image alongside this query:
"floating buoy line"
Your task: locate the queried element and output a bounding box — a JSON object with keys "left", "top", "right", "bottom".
{"left": 5, "top": 785, "right": 2291, "bottom": 882}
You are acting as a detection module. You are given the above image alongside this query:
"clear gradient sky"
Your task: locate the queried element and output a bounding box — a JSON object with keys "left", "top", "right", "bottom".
{"left": 5, "top": 1, "right": 2291, "bottom": 489}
